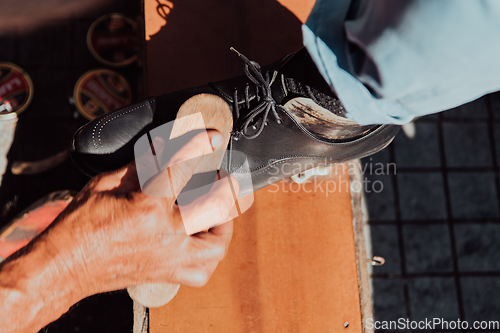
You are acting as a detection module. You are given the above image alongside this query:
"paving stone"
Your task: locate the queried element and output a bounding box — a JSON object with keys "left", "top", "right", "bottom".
{"left": 361, "top": 145, "right": 392, "bottom": 168}
{"left": 454, "top": 223, "right": 500, "bottom": 272}
{"left": 442, "top": 97, "right": 489, "bottom": 119}
{"left": 364, "top": 174, "right": 396, "bottom": 221}
{"left": 443, "top": 122, "right": 493, "bottom": 168}
{"left": 372, "top": 278, "right": 407, "bottom": 322}
{"left": 394, "top": 122, "right": 441, "bottom": 168}
{"left": 491, "top": 91, "right": 500, "bottom": 119}
{"left": 461, "top": 277, "right": 500, "bottom": 322}
{"left": 397, "top": 172, "right": 447, "bottom": 221}
{"left": 370, "top": 224, "right": 401, "bottom": 275}
{"left": 494, "top": 123, "right": 500, "bottom": 166}
{"left": 408, "top": 277, "right": 460, "bottom": 322}
{"left": 448, "top": 172, "right": 499, "bottom": 219}
{"left": 403, "top": 224, "right": 453, "bottom": 273}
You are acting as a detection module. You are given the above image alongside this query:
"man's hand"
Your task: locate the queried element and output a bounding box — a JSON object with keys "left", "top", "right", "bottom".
{"left": 0, "top": 130, "right": 235, "bottom": 333}
{"left": 62, "top": 130, "right": 235, "bottom": 293}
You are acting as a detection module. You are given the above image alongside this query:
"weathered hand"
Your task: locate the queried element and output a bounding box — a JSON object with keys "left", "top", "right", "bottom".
{"left": 56, "top": 130, "right": 236, "bottom": 295}
{"left": 0, "top": 130, "right": 236, "bottom": 333}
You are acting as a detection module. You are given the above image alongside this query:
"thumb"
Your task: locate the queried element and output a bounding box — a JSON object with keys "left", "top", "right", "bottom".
{"left": 139, "top": 130, "right": 223, "bottom": 198}
{"left": 134, "top": 135, "right": 169, "bottom": 197}
{"left": 166, "top": 130, "right": 224, "bottom": 197}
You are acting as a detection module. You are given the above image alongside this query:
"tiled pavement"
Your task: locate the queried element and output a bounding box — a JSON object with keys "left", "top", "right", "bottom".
{"left": 363, "top": 94, "right": 500, "bottom": 332}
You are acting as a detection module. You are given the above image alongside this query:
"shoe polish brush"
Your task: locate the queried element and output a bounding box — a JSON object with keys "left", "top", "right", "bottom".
{"left": 127, "top": 93, "right": 233, "bottom": 308}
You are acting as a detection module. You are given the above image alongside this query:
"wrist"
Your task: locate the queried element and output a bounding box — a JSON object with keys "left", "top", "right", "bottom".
{"left": 0, "top": 235, "right": 87, "bottom": 332}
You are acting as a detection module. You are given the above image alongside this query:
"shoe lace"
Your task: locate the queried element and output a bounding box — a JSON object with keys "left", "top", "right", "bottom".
{"left": 230, "top": 47, "right": 283, "bottom": 140}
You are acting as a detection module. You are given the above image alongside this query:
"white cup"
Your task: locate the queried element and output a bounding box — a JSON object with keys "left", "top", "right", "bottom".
{"left": 0, "top": 112, "right": 17, "bottom": 186}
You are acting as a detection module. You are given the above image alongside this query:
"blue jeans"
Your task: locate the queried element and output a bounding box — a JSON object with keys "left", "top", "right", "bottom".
{"left": 303, "top": 0, "right": 500, "bottom": 125}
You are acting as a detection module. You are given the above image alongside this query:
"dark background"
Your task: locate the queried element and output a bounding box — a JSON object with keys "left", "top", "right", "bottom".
{"left": 0, "top": 0, "right": 142, "bottom": 332}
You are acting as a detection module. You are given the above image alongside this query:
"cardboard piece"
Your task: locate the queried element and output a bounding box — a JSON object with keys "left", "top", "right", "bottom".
{"left": 150, "top": 167, "right": 363, "bottom": 333}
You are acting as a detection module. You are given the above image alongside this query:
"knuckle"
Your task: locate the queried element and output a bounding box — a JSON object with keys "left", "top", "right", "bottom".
{"left": 214, "top": 244, "right": 228, "bottom": 261}
{"left": 191, "top": 271, "right": 210, "bottom": 287}
{"left": 89, "top": 174, "right": 104, "bottom": 187}
{"left": 140, "top": 198, "right": 158, "bottom": 214}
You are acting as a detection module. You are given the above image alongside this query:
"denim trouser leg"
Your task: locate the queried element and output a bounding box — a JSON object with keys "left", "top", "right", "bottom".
{"left": 303, "top": 0, "right": 500, "bottom": 125}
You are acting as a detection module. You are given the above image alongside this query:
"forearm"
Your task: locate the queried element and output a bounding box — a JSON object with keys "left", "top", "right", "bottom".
{"left": 0, "top": 135, "right": 235, "bottom": 332}
{"left": 0, "top": 232, "right": 86, "bottom": 333}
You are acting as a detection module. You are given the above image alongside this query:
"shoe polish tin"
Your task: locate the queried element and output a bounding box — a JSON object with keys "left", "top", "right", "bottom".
{"left": 73, "top": 69, "right": 132, "bottom": 120}
{"left": 0, "top": 62, "right": 33, "bottom": 116}
{"left": 87, "top": 13, "right": 140, "bottom": 67}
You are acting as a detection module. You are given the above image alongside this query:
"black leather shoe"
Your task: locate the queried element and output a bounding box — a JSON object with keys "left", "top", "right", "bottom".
{"left": 71, "top": 48, "right": 400, "bottom": 193}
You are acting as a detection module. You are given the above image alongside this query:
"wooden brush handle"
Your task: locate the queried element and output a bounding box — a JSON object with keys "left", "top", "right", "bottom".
{"left": 128, "top": 94, "right": 233, "bottom": 308}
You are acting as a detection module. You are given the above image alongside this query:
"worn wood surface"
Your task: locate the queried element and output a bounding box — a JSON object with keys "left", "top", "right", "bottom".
{"left": 150, "top": 165, "right": 363, "bottom": 333}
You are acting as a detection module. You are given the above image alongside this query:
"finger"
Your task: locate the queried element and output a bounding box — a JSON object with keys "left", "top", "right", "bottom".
{"left": 95, "top": 136, "right": 167, "bottom": 194}
{"left": 218, "top": 169, "right": 240, "bottom": 197}
{"left": 92, "top": 167, "right": 139, "bottom": 194}
{"left": 189, "top": 224, "right": 233, "bottom": 262}
{"left": 177, "top": 173, "right": 238, "bottom": 235}
{"left": 134, "top": 136, "right": 171, "bottom": 197}
{"left": 173, "top": 261, "right": 221, "bottom": 287}
{"left": 159, "top": 218, "right": 232, "bottom": 267}
{"left": 206, "top": 218, "right": 234, "bottom": 238}
{"left": 166, "top": 130, "right": 224, "bottom": 196}
{"left": 155, "top": 229, "right": 229, "bottom": 267}
{"left": 185, "top": 220, "right": 234, "bottom": 262}
{"left": 136, "top": 136, "right": 167, "bottom": 177}
{"left": 138, "top": 130, "right": 223, "bottom": 199}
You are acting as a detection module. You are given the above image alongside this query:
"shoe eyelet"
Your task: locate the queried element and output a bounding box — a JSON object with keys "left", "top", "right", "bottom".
{"left": 252, "top": 125, "right": 257, "bottom": 130}
{"left": 233, "top": 137, "right": 239, "bottom": 141}
{"left": 264, "top": 121, "right": 268, "bottom": 126}
{"left": 277, "top": 119, "right": 282, "bottom": 124}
